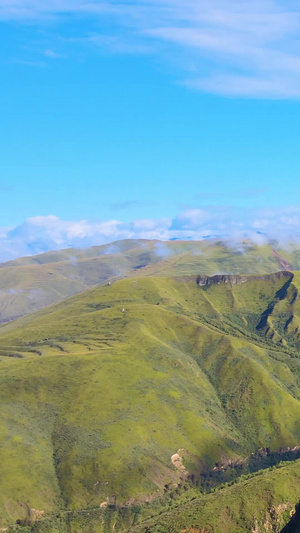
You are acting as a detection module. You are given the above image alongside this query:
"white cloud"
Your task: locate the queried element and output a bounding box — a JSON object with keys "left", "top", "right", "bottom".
{"left": 186, "top": 74, "right": 300, "bottom": 99}
{"left": 1, "top": 207, "right": 300, "bottom": 261}
{"left": 44, "top": 49, "right": 62, "bottom": 58}
{"left": 172, "top": 209, "right": 211, "bottom": 230}
{"left": 2, "top": 0, "right": 300, "bottom": 97}
{"left": 133, "top": 218, "right": 171, "bottom": 231}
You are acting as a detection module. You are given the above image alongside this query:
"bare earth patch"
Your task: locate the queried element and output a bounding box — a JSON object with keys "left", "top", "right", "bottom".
{"left": 171, "top": 450, "right": 187, "bottom": 472}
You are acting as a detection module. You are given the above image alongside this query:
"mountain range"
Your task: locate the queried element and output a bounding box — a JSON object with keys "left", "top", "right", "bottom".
{"left": 2, "top": 241, "right": 300, "bottom": 532}
{"left": 0, "top": 238, "right": 299, "bottom": 324}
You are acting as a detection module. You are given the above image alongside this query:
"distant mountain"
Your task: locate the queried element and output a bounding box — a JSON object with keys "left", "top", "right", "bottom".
{"left": 2, "top": 270, "right": 300, "bottom": 530}
{"left": 0, "top": 239, "right": 151, "bottom": 322}
{"left": 1, "top": 238, "right": 300, "bottom": 324}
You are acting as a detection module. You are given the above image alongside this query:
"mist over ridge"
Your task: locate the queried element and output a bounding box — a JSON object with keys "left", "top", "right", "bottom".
{"left": 2, "top": 206, "right": 300, "bottom": 262}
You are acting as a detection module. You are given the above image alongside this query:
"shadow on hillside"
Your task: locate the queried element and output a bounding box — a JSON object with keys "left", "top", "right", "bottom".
{"left": 281, "top": 504, "right": 300, "bottom": 533}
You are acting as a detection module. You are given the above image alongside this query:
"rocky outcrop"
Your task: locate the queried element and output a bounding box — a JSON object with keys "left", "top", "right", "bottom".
{"left": 196, "top": 274, "right": 248, "bottom": 286}
{"left": 182, "top": 503, "right": 296, "bottom": 533}
{"left": 171, "top": 451, "right": 187, "bottom": 472}
{"left": 196, "top": 271, "right": 293, "bottom": 287}
{"left": 251, "top": 503, "right": 296, "bottom": 533}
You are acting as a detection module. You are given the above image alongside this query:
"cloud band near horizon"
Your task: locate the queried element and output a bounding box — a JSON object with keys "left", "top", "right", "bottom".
{"left": 1, "top": 207, "right": 300, "bottom": 261}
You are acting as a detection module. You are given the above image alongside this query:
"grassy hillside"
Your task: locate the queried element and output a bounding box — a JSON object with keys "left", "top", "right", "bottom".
{"left": 131, "top": 460, "right": 300, "bottom": 533}
{"left": 2, "top": 271, "right": 300, "bottom": 529}
{"left": 6, "top": 461, "right": 300, "bottom": 532}
{"left": 2, "top": 238, "right": 300, "bottom": 323}
{"left": 0, "top": 239, "right": 150, "bottom": 323}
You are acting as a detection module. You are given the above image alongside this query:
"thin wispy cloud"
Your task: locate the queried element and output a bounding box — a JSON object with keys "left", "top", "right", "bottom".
{"left": 2, "top": 1, "right": 300, "bottom": 97}
{"left": 1, "top": 208, "right": 300, "bottom": 261}
{"left": 44, "top": 49, "right": 62, "bottom": 59}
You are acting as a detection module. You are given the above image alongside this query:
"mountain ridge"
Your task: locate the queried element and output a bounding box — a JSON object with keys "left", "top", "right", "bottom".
{"left": 2, "top": 238, "right": 300, "bottom": 324}
{"left": 2, "top": 270, "right": 300, "bottom": 530}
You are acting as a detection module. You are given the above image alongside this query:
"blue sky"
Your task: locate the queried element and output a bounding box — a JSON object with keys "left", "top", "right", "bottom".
{"left": 1, "top": 0, "right": 300, "bottom": 259}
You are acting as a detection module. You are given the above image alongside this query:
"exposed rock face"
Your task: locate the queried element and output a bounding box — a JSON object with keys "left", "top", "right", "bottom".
{"left": 196, "top": 271, "right": 293, "bottom": 287}
{"left": 251, "top": 503, "right": 295, "bottom": 533}
{"left": 29, "top": 508, "right": 45, "bottom": 521}
{"left": 196, "top": 274, "right": 248, "bottom": 286}
{"left": 99, "top": 501, "right": 107, "bottom": 508}
{"left": 171, "top": 452, "right": 187, "bottom": 472}
{"left": 182, "top": 503, "right": 296, "bottom": 533}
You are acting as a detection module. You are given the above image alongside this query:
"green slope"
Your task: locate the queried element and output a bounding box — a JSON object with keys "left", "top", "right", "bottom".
{"left": 131, "top": 460, "right": 300, "bottom": 533}
{"left": 0, "top": 239, "right": 150, "bottom": 323}
{"left": 7, "top": 461, "right": 300, "bottom": 532}
{"left": 2, "top": 238, "right": 300, "bottom": 324}
{"left": 2, "top": 272, "right": 300, "bottom": 529}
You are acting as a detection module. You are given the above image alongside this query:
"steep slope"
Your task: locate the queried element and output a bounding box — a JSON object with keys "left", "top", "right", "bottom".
{"left": 127, "top": 242, "right": 300, "bottom": 278}
{"left": 7, "top": 461, "right": 300, "bottom": 532}
{"left": 2, "top": 273, "right": 300, "bottom": 528}
{"left": 2, "top": 239, "right": 300, "bottom": 323}
{"left": 0, "top": 240, "right": 153, "bottom": 323}
{"left": 131, "top": 460, "right": 300, "bottom": 533}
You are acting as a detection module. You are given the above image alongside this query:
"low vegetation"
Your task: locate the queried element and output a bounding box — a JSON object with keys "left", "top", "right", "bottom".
{"left": 2, "top": 266, "right": 300, "bottom": 531}
{"left": 1, "top": 238, "right": 300, "bottom": 323}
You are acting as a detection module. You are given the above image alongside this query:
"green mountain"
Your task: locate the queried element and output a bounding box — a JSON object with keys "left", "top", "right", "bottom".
{"left": 130, "top": 460, "right": 300, "bottom": 533}
{"left": 2, "top": 268, "right": 300, "bottom": 531}
{"left": 5, "top": 461, "right": 300, "bottom": 532}
{"left": 1, "top": 238, "right": 300, "bottom": 324}
{"left": 0, "top": 239, "right": 149, "bottom": 323}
